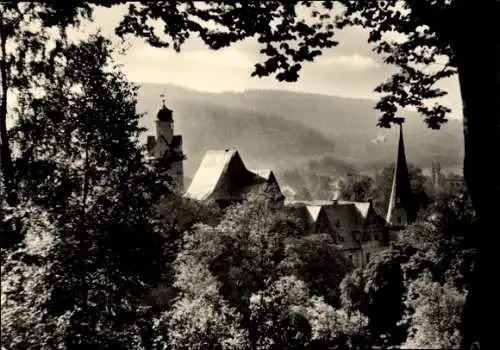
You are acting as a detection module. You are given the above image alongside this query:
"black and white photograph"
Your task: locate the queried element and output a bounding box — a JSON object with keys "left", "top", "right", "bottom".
{"left": 1, "top": 1, "right": 498, "bottom": 349}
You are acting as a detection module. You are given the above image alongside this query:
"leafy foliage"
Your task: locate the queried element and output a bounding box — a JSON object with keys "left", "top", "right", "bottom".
{"left": 1, "top": 206, "right": 68, "bottom": 349}
{"left": 1, "top": 34, "right": 175, "bottom": 349}
{"left": 337, "top": 174, "right": 376, "bottom": 202}
{"left": 278, "top": 234, "right": 353, "bottom": 306}
{"left": 151, "top": 198, "right": 360, "bottom": 349}
{"left": 340, "top": 192, "right": 475, "bottom": 348}
{"left": 0, "top": 2, "right": 94, "bottom": 208}
{"left": 399, "top": 272, "right": 465, "bottom": 349}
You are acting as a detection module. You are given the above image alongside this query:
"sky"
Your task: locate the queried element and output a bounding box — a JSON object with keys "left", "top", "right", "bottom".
{"left": 85, "top": 4, "right": 463, "bottom": 119}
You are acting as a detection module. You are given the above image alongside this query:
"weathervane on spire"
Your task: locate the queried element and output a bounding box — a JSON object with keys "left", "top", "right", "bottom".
{"left": 160, "top": 92, "right": 167, "bottom": 107}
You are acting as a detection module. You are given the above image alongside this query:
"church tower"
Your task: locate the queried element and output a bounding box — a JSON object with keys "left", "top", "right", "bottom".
{"left": 385, "top": 118, "right": 416, "bottom": 228}
{"left": 146, "top": 94, "right": 184, "bottom": 193}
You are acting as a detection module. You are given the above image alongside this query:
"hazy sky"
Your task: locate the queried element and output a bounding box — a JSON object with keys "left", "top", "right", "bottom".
{"left": 87, "top": 4, "right": 463, "bottom": 119}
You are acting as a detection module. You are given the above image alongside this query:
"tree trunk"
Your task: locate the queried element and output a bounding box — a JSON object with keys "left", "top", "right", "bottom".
{"left": 0, "top": 11, "right": 22, "bottom": 249}
{"left": 1, "top": 12, "right": 18, "bottom": 207}
{"left": 454, "top": 1, "right": 500, "bottom": 348}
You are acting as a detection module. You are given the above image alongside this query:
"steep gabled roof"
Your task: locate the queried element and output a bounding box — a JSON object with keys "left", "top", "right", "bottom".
{"left": 184, "top": 150, "right": 284, "bottom": 202}
{"left": 323, "top": 204, "right": 361, "bottom": 231}
{"left": 184, "top": 149, "right": 240, "bottom": 200}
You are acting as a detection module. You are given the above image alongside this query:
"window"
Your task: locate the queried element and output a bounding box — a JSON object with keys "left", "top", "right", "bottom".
{"left": 353, "top": 230, "right": 362, "bottom": 242}
{"left": 348, "top": 254, "right": 353, "bottom": 261}
{"left": 366, "top": 252, "right": 370, "bottom": 263}
{"left": 397, "top": 216, "right": 402, "bottom": 224}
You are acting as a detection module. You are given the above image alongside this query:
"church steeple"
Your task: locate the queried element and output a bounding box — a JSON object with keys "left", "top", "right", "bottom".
{"left": 386, "top": 118, "right": 416, "bottom": 227}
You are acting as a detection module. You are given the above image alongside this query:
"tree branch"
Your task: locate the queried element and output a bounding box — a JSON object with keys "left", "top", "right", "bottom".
{"left": 404, "top": 0, "right": 456, "bottom": 42}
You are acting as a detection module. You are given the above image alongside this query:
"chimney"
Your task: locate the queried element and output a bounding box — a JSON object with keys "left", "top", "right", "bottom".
{"left": 147, "top": 136, "right": 156, "bottom": 156}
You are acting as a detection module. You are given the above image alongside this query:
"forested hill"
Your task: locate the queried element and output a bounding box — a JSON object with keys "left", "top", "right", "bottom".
{"left": 136, "top": 83, "right": 464, "bottom": 178}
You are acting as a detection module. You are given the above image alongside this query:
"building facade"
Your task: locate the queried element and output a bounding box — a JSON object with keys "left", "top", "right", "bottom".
{"left": 286, "top": 199, "right": 388, "bottom": 268}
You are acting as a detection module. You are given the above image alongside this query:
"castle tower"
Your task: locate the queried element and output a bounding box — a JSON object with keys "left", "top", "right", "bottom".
{"left": 147, "top": 94, "right": 184, "bottom": 193}
{"left": 386, "top": 119, "right": 416, "bottom": 227}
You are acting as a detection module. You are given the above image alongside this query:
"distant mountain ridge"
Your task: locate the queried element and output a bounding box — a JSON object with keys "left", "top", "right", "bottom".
{"left": 135, "top": 83, "right": 464, "bottom": 179}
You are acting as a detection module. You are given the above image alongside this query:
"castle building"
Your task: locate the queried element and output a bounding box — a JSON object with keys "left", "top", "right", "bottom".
{"left": 146, "top": 97, "right": 184, "bottom": 193}
{"left": 385, "top": 120, "right": 417, "bottom": 229}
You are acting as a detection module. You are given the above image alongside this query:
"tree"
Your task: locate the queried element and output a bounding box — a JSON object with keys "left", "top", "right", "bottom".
{"left": 399, "top": 272, "right": 465, "bottom": 349}
{"left": 340, "top": 192, "right": 475, "bottom": 348}
{"left": 153, "top": 259, "right": 248, "bottom": 350}
{"left": 278, "top": 233, "right": 353, "bottom": 307}
{"left": 1, "top": 206, "right": 71, "bottom": 349}
{"left": 0, "top": 2, "right": 92, "bottom": 210}
{"left": 1, "top": 35, "right": 172, "bottom": 349}
{"left": 337, "top": 173, "right": 375, "bottom": 202}
{"left": 341, "top": 246, "right": 412, "bottom": 348}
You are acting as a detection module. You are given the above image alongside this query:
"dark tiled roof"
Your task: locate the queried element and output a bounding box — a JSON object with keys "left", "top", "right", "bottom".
{"left": 184, "top": 149, "right": 284, "bottom": 202}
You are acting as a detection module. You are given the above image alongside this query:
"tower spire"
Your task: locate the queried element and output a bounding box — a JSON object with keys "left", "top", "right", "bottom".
{"left": 386, "top": 118, "right": 416, "bottom": 226}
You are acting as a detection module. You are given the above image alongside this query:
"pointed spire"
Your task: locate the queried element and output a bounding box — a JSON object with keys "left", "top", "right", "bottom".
{"left": 386, "top": 119, "right": 416, "bottom": 225}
